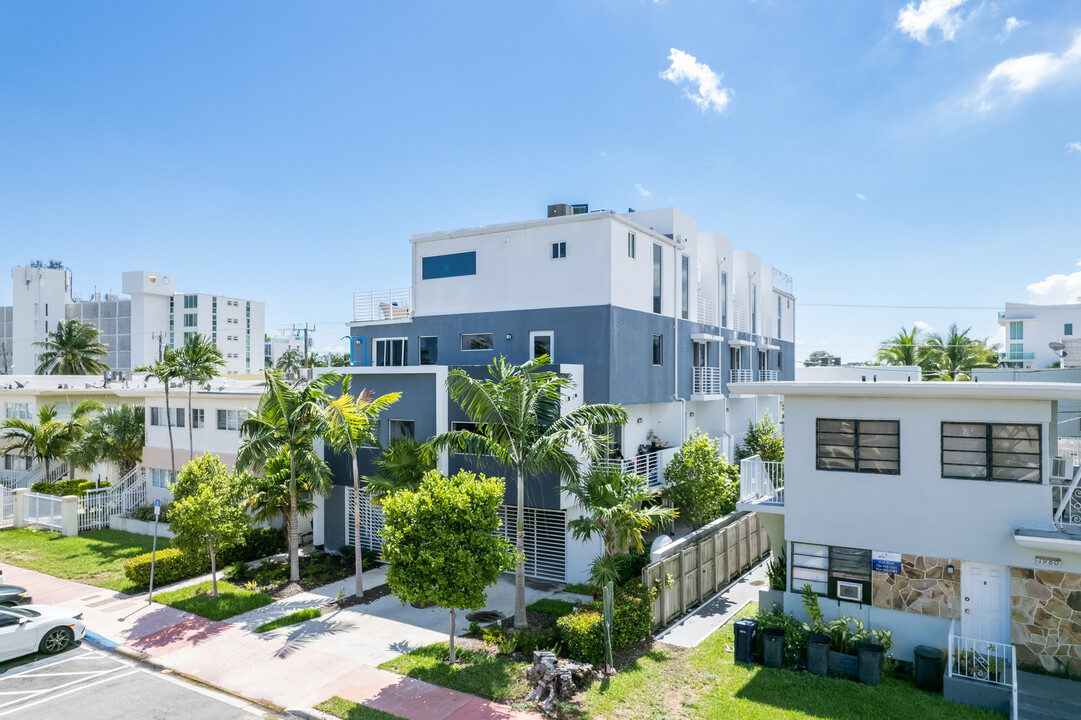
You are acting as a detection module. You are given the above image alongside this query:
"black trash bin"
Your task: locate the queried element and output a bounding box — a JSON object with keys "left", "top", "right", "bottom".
{"left": 914, "top": 645, "right": 943, "bottom": 692}
{"left": 858, "top": 642, "right": 885, "bottom": 685}
{"left": 762, "top": 626, "right": 786, "bottom": 668}
{"left": 734, "top": 619, "right": 757, "bottom": 663}
{"left": 806, "top": 633, "right": 830, "bottom": 676}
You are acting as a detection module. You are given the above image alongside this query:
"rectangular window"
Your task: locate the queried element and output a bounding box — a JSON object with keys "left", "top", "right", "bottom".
{"left": 184, "top": 313, "right": 198, "bottom": 327}
{"left": 173, "top": 407, "right": 185, "bottom": 428}
{"left": 451, "top": 421, "right": 489, "bottom": 454}
{"left": 751, "top": 285, "right": 758, "bottom": 334}
{"left": 1009, "top": 321, "right": 1023, "bottom": 340}
{"left": 4, "top": 403, "right": 31, "bottom": 420}
{"left": 419, "top": 336, "right": 438, "bottom": 365}
{"left": 1010, "top": 342, "right": 1023, "bottom": 355}
{"left": 942, "top": 422, "right": 1041, "bottom": 482}
{"left": 531, "top": 332, "right": 553, "bottom": 362}
{"left": 816, "top": 419, "right": 900, "bottom": 474}
{"left": 652, "top": 334, "right": 663, "bottom": 366}
{"left": 389, "top": 420, "right": 415, "bottom": 441}
{"left": 627, "top": 232, "right": 636, "bottom": 259}
{"left": 681, "top": 255, "right": 689, "bottom": 320}
{"left": 829, "top": 546, "right": 872, "bottom": 601}
{"left": 216, "top": 409, "right": 240, "bottom": 431}
{"left": 150, "top": 468, "right": 175, "bottom": 489}
{"left": 421, "top": 251, "right": 477, "bottom": 280}
{"left": 721, "top": 272, "right": 728, "bottom": 327}
{"left": 374, "top": 338, "right": 407, "bottom": 366}
{"left": 150, "top": 407, "right": 164, "bottom": 427}
{"left": 777, "top": 296, "right": 782, "bottom": 338}
{"left": 791, "top": 543, "right": 829, "bottom": 596}
{"left": 191, "top": 409, "right": 204, "bottom": 429}
{"left": 184, "top": 295, "right": 198, "bottom": 309}
{"left": 551, "top": 241, "right": 566, "bottom": 259}
{"left": 652, "top": 244, "right": 662, "bottom": 314}
{"left": 461, "top": 333, "right": 494, "bottom": 351}
{"left": 1066, "top": 324, "right": 1074, "bottom": 336}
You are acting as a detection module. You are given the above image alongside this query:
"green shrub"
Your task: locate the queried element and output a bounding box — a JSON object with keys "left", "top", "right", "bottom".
{"left": 557, "top": 608, "right": 605, "bottom": 664}
{"left": 225, "top": 560, "right": 252, "bottom": 582}
{"left": 613, "top": 552, "right": 651, "bottom": 586}
{"left": 123, "top": 547, "right": 208, "bottom": 587}
{"left": 512, "top": 626, "right": 562, "bottom": 656}
{"left": 556, "top": 583, "right": 657, "bottom": 664}
{"left": 128, "top": 503, "right": 170, "bottom": 523}
{"left": 31, "top": 479, "right": 86, "bottom": 497}
{"left": 755, "top": 605, "right": 806, "bottom": 668}
{"left": 218, "top": 526, "right": 285, "bottom": 565}
{"left": 338, "top": 545, "right": 380, "bottom": 571}
{"left": 77, "top": 480, "right": 111, "bottom": 493}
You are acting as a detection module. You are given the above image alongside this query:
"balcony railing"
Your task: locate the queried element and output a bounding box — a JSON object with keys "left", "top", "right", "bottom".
{"left": 1052, "top": 465, "right": 1081, "bottom": 531}
{"left": 730, "top": 307, "right": 749, "bottom": 333}
{"left": 594, "top": 446, "right": 677, "bottom": 488}
{"left": 730, "top": 368, "right": 754, "bottom": 384}
{"left": 693, "top": 366, "right": 723, "bottom": 396}
{"left": 998, "top": 351, "right": 1034, "bottom": 361}
{"left": 948, "top": 620, "right": 1017, "bottom": 720}
{"left": 759, "top": 370, "right": 779, "bottom": 382}
{"left": 772, "top": 268, "right": 793, "bottom": 295}
{"left": 697, "top": 295, "right": 716, "bottom": 326}
{"left": 353, "top": 288, "right": 412, "bottom": 323}
{"left": 739, "top": 455, "right": 784, "bottom": 505}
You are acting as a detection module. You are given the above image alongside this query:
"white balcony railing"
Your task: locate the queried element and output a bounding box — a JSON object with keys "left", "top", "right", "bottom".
{"left": 1053, "top": 464, "right": 1081, "bottom": 531}
{"left": 595, "top": 446, "right": 677, "bottom": 488}
{"left": 353, "top": 288, "right": 412, "bottom": 323}
{"left": 730, "top": 368, "right": 754, "bottom": 384}
{"left": 730, "top": 307, "right": 749, "bottom": 333}
{"left": 739, "top": 455, "right": 784, "bottom": 505}
{"left": 948, "top": 620, "right": 1017, "bottom": 720}
{"left": 759, "top": 370, "right": 779, "bottom": 382}
{"left": 693, "top": 366, "right": 723, "bottom": 396}
{"left": 697, "top": 295, "right": 716, "bottom": 326}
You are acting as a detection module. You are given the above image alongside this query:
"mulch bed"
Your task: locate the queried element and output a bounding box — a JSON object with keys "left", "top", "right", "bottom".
{"left": 323, "top": 583, "right": 392, "bottom": 610}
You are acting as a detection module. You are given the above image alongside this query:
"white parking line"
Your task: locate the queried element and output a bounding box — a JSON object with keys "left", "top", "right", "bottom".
{"left": 0, "top": 663, "right": 127, "bottom": 710}
{"left": 0, "top": 669, "right": 139, "bottom": 717}
{"left": 0, "top": 650, "right": 93, "bottom": 681}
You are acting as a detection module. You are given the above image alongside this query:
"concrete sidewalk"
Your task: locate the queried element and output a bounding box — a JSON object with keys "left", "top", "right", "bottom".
{"left": 4, "top": 564, "right": 538, "bottom": 720}
{"left": 655, "top": 560, "right": 768, "bottom": 648}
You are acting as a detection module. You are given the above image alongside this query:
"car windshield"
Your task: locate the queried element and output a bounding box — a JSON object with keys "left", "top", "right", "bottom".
{"left": 0, "top": 607, "right": 39, "bottom": 618}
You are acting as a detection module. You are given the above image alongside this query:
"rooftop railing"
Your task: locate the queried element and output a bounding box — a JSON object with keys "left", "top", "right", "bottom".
{"left": 353, "top": 288, "right": 412, "bottom": 324}
{"left": 772, "top": 268, "right": 793, "bottom": 295}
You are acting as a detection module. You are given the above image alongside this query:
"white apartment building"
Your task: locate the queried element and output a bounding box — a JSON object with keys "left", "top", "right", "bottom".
{"left": 0, "top": 262, "right": 266, "bottom": 375}
{"left": 998, "top": 302, "right": 1081, "bottom": 369}
{"left": 264, "top": 327, "right": 313, "bottom": 368}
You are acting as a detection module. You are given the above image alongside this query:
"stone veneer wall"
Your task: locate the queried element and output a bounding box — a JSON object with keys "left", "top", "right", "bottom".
{"left": 872, "top": 553, "right": 961, "bottom": 620}
{"left": 1010, "top": 567, "right": 1081, "bottom": 678}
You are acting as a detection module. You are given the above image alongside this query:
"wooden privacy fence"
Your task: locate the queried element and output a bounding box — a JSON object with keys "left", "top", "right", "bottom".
{"left": 642, "top": 511, "right": 770, "bottom": 630}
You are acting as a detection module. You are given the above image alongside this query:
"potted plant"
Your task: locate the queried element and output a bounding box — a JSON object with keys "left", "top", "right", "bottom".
{"left": 760, "top": 548, "right": 786, "bottom": 613}
{"left": 799, "top": 584, "right": 894, "bottom": 679}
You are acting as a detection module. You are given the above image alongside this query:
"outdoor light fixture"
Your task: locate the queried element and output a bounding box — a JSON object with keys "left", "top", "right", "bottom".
{"left": 506, "top": 333, "right": 513, "bottom": 340}
{"left": 637, "top": 418, "right": 643, "bottom": 424}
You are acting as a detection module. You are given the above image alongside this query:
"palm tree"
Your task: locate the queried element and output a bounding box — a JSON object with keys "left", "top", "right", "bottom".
{"left": 136, "top": 348, "right": 182, "bottom": 480}
{"left": 874, "top": 326, "right": 934, "bottom": 373}
{"left": 276, "top": 348, "right": 303, "bottom": 377}
{"left": 237, "top": 369, "right": 339, "bottom": 582}
{"left": 2, "top": 405, "right": 68, "bottom": 480}
{"left": 57, "top": 399, "right": 105, "bottom": 479}
{"left": 34, "top": 320, "right": 111, "bottom": 375}
{"left": 72, "top": 404, "right": 146, "bottom": 481}
{"left": 243, "top": 450, "right": 316, "bottom": 544}
{"left": 430, "top": 355, "right": 627, "bottom": 628}
{"left": 364, "top": 437, "right": 436, "bottom": 504}
{"left": 926, "top": 324, "right": 996, "bottom": 381}
{"left": 325, "top": 377, "right": 401, "bottom": 596}
{"left": 176, "top": 333, "right": 225, "bottom": 459}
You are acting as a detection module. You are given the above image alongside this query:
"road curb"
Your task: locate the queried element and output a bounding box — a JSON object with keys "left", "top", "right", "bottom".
{"left": 83, "top": 630, "right": 121, "bottom": 651}
{"left": 285, "top": 708, "right": 335, "bottom": 720}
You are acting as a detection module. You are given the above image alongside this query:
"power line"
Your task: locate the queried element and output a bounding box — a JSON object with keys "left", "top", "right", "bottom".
{"left": 802, "top": 303, "right": 1000, "bottom": 310}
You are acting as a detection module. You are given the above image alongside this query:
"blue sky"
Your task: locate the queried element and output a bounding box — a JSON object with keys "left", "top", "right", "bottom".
{"left": 2, "top": 0, "right": 1080, "bottom": 362}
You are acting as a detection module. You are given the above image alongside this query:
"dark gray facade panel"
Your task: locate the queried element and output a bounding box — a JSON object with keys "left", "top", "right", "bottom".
{"left": 323, "top": 486, "right": 348, "bottom": 552}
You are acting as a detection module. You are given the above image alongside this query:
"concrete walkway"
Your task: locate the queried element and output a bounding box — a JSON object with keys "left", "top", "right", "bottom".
{"left": 655, "top": 560, "right": 768, "bottom": 648}
{"left": 4, "top": 564, "right": 538, "bottom": 720}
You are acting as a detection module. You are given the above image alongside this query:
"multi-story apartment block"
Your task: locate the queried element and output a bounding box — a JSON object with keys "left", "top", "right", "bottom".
{"left": 0, "top": 262, "right": 265, "bottom": 375}
{"left": 998, "top": 302, "right": 1081, "bottom": 369}
{"left": 315, "top": 203, "right": 796, "bottom": 584}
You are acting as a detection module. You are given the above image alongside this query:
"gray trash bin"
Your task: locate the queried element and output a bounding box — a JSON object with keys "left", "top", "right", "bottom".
{"left": 914, "top": 645, "right": 943, "bottom": 692}
{"left": 734, "top": 619, "right": 757, "bottom": 663}
{"left": 762, "top": 626, "right": 786, "bottom": 668}
{"left": 858, "top": 642, "right": 885, "bottom": 685}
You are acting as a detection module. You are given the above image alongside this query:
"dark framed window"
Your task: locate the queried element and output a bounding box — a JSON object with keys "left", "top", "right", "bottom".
{"left": 628, "top": 232, "right": 636, "bottom": 259}
{"left": 191, "top": 408, "right": 205, "bottom": 429}
{"left": 421, "top": 251, "right": 476, "bottom": 280}
{"left": 652, "top": 243, "right": 662, "bottom": 314}
{"left": 551, "top": 241, "right": 566, "bottom": 259}
{"left": 816, "top": 419, "right": 900, "bottom": 474}
{"left": 941, "top": 422, "right": 1041, "bottom": 482}
{"left": 532, "top": 333, "right": 552, "bottom": 361}
{"left": 461, "top": 333, "right": 493, "bottom": 351}
{"left": 652, "top": 334, "right": 663, "bottom": 366}
{"left": 374, "top": 338, "right": 407, "bottom": 366}
{"left": 791, "top": 542, "right": 871, "bottom": 601}
{"left": 791, "top": 542, "right": 829, "bottom": 596}
{"left": 419, "top": 336, "right": 438, "bottom": 365}
{"left": 1066, "top": 323, "right": 1074, "bottom": 336}
{"left": 389, "top": 420, "right": 415, "bottom": 441}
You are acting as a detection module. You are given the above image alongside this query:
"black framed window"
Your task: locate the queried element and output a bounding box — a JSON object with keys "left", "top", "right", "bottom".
{"left": 791, "top": 542, "right": 828, "bottom": 596}
{"left": 628, "top": 232, "right": 635, "bottom": 258}
{"left": 681, "top": 255, "right": 689, "bottom": 320}
{"left": 419, "top": 336, "right": 437, "bottom": 365}
{"left": 375, "top": 338, "right": 407, "bottom": 366}
{"left": 652, "top": 334, "right": 663, "bottom": 366}
{"left": 389, "top": 420, "right": 415, "bottom": 441}
{"left": 941, "top": 422, "right": 1041, "bottom": 482}
{"left": 791, "top": 542, "right": 871, "bottom": 601}
{"left": 551, "top": 241, "right": 566, "bottom": 259}
{"left": 461, "top": 333, "right": 493, "bottom": 351}
{"left": 816, "top": 419, "right": 899, "bottom": 474}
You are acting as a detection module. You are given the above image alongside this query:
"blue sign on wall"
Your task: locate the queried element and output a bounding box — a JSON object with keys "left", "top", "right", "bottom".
{"left": 872, "top": 550, "right": 902, "bottom": 575}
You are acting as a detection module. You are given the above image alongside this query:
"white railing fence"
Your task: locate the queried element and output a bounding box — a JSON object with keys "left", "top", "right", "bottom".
{"left": 739, "top": 455, "right": 785, "bottom": 504}
{"left": 759, "top": 370, "right": 779, "bottom": 382}
{"left": 731, "top": 368, "right": 754, "bottom": 384}
{"left": 693, "top": 366, "right": 723, "bottom": 396}
{"left": 730, "top": 307, "right": 749, "bottom": 333}
{"left": 696, "top": 295, "right": 716, "bottom": 326}
{"left": 594, "top": 446, "right": 677, "bottom": 488}
{"left": 1052, "top": 464, "right": 1081, "bottom": 530}
{"left": 772, "top": 268, "right": 793, "bottom": 295}
{"left": 24, "top": 492, "right": 63, "bottom": 532}
{"left": 78, "top": 466, "right": 147, "bottom": 532}
{"left": 353, "top": 288, "right": 411, "bottom": 323}
{"left": 948, "top": 620, "right": 1017, "bottom": 719}
{"left": 0, "top": 469, "right": 32, "bottom": 490}
{"left": 0, "top": 486, "right": 12, "bottom": 529}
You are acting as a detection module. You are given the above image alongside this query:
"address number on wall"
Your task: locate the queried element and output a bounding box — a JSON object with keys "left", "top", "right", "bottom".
{"left": 1035, "top": 556, "right": 1061, "bottom": 567}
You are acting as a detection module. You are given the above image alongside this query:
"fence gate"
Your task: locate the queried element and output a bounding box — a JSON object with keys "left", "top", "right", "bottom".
{"left": 345, "top": 487, "right": 386, "bottom": 552}
{"left": 24, "top": 492, "right": 63, "bottom": 532}
{"left": 0, "top": 486, "right": 12, "bottom": 529}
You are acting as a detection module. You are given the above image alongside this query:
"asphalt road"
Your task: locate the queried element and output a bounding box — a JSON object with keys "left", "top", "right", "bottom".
{"left": 0, "top": 644, "right": 279, "bottom": 720}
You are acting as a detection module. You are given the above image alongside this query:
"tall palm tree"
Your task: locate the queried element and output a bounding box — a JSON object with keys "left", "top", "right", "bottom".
{"left": 243, "top": 450, "right": 316, "bottom": 544}
{"left": 364, "top": 437, "right": 436, "bottom": 504}
{"left": 237, "top": 369, "right": 339, "bottom": 582}
{"left": 926, "top": 324, "right": 996, "bottom": 381}
{"left": 57, "top": 399, "right": 105, "bottom": 479}
{"left": 136, "top": 348, "right": 182, "bottom": 480}
{"left": 325, "top": 377, "right": 401, "bottom": 596}
{"left": 34, "top": 320, "right": 111, "bottom": 375}
{"left": 874, "top": 326, "right": 934, "bottom": 373}
{"left": 176, "top": 333, "right": 225, "bottom": 459}
{"left": 2, "top": 405, "right": 68, "bottom": 480}
{"left": 276, "top": 348, "right": 303, "bottom": 377}
{"left": 72, "top": 404, "right": 146, "bottom": 481}
{"left": 429, "top": 355, "right": 627, "bottom": 628}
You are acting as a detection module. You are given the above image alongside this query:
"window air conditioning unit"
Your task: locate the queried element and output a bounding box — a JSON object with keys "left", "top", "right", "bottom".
{"left": 1052, "top": 457, "right": 1069, "bottom": 478}
{"left": 836, "top": 581, "right": 863, "bottom": 603}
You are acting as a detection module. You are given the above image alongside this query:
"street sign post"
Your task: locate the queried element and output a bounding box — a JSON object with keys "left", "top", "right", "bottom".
{"left": 148, "top": 498, "right": 162, "bottom": 603}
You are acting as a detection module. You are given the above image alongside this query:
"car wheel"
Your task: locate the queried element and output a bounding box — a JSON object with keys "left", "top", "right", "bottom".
{"left": 39, "top": 627, "right": 74, "bottom": 655}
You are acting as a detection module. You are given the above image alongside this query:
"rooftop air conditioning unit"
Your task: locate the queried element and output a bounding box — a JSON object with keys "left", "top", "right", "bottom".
{"left": 836, "top": 581, "right": 863, "bottom": 603}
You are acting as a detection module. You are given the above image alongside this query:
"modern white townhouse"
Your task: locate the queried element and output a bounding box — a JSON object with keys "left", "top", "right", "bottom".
{"left": 314, "top": 203, "right": 796, "bottom": 584}
{"left": 998, "top": 302, "right": 1081, "bottom": 370}
{"left": 1, "top": 262, "right": 265, "bottom": 375}
{"left": 736, "top": 380, "right": 1081, "bottom": 714}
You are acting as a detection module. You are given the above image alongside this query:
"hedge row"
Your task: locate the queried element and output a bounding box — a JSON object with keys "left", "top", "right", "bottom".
{"left": 124, "top": 526, "right": 286, "bottom": 587}
{"left": 30, "top": 479, "right": 110, "bottom": 497}
{"left": 554, "top": 583, "right": 657, "bottom": 664}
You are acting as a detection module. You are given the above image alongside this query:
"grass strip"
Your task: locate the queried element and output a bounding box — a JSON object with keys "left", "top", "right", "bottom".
{"left": 525, "top": 597, "right": 576, "bottom": 618}
{"left": 254, "top": 607, "right": 322, "bottom": 633}
{"left": 153, "top": 580, "right": 272, "bottom": 621}
{"left": 315, "top": 696, "right": 404, "bottom": 719}
{"left": 378, "top": 643, "right": 530, "bottom": 704}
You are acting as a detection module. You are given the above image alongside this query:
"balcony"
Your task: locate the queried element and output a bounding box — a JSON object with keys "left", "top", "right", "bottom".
{"left": 692, "top": 366, "right": 723, "bottom": 397}
{"left": 730, "top": 368, "right": 754, "bottom": 383}
{"left": 772, "top": 268, "right": 793, "bottom": 296}
{"left": 998, "top": 351, "right": 1034, "bottom": 362}
{"left": 759, "top": 370, "right": 779, "bottom": 382}
{"left": 697, "top": 294, "right": 716, "bottom": 326}
{"left": 1052, "top": 467, "right": 1081, "bottom": 534}
{"left": 737, "top": 455, "right": 784, "bottom": 513}
{"left": 594, "top": 446, "right": 678, "bottom": 488}
{"left": 353, "top": 288, "right": 412, "bottom": 324}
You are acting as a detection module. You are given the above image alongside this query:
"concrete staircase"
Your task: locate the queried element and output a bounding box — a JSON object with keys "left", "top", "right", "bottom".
{"left": 1016, "top": 671, "right": 1081, "bottom": 720}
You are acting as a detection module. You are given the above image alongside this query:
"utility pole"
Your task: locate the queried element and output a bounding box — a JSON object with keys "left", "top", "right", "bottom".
{"left": 153, "top": 332, "right": 164, "bottom": 361}
{"left": 294, "top": 323, "right": 316, "bottom": 377}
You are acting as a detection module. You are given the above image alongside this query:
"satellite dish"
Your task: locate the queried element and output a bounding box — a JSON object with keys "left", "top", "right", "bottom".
{"left": 1050, "top": 341, "right": 1066, "bottom": 353}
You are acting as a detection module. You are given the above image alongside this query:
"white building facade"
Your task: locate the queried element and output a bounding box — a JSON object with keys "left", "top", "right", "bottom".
{"left": 998, "top": 302, "right": 1081, "bottom": 369}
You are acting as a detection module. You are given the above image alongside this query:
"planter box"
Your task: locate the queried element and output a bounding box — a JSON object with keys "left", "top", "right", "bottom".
{"left": 829, "top": 650, "right": 859, "bottom": 677}
{"left": 758, "top": 588, "right": 784, "bottom": 614}
{"left": 109, "top": 515, "right": 175, "bottom": 539}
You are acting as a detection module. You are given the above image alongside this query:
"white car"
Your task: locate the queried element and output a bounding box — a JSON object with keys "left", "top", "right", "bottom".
{"left": 0, "top": 605, "right": 86, "bottom": 661}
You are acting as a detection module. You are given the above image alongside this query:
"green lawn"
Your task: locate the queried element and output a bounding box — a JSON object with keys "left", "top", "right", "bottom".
{"left": 563, "top": 582, "right": 595, "bottom": 596}
{"left": 153, "top": 580, "right": 272, "bottom": 621}
{"left": 0, "top": 528, "right": 156, "bottom": 593}
{"left": 254, "top": 607, "right": 322, "bottom": 633}
{"left": 378, "top": 643, "right": 530, "bottom": 704}
{"left": 315, "top": 697, "right": 403, "bottom": 719}
{"left": 526, "top": 598, "right": 576, "bottom": 618}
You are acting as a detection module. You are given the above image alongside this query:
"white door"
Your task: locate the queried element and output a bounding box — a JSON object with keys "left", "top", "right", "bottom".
{"left": 961, "top": 562, "right": 1010, "bottom": 643}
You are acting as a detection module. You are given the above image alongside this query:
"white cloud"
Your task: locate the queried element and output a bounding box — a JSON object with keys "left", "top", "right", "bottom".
{"left": 1068, "top": 142, "right": 1081, "bottom": 154}
{"left": 635, "top": 183, "right": 652, "bottom": 197}
{"left": 977, "top": 31, "right": 1081, "bottom": 110}
{"left": 856, "top": 193, "right": 866, "bottom": 201}
{"left": 659, "top": 48, "right": 733, "bottom": 114}
{"left": 1026, "top": 260, "right": 1081, "bottom": 304}
{"left": 896, "top": 0, "right": 968, "bottom": 45}
{"left": 914, "top": 320, "right": 934, "bottom": 332}
{"left": 996, "top": 16, "right": 1027, "bottom": 42}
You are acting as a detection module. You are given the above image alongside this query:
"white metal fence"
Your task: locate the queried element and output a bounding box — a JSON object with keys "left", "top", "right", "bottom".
{"left": 759, "top": 370, "right": 779, "bottom": 382}
{"left": 692, "top": 366, "right": 723, "bottom": 396}
{"left": 78, "top": 466, "right": 148, "bottom": 532}
{"left": 352, "top": 288, "right": 411, "bottom": 323}
{"left": 24, "top": 492, "right": 63, "bottom": 532}
{"left": 0, "top": 486, "right": 12, "bottom": 529}
{"left": 730, "top": 368, "right": 754, "bottom": 384}
{"left": 948, "top": 621, "right": 1017, "bottom": 720}
{"left": 496, "top": 505, "right": 567, "bottom": 583}
{"left": 595, "top": 446, "right": 677, "bottom": 488}
{"left": 739, "top": 455, "right": 785, "bottom": 505}
{"left": 1052, "top": 464, "right": 1081, "bottom": 530}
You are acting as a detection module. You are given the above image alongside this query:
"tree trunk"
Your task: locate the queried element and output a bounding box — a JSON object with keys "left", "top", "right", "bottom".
{"left": 187, "top": 383, "right": 194, "bottom": 460}
{"left": 448, "top": 608, "right": 457, "bottom": 664}
{"left": 514, "top": 468, "right": 527, "bottom": 629}
{"left": 352, "top": 451, "right": 363, "bottom": 598}
{"left": 289, "top": 453, "right": 300, "bottom": 583}
{"left": 209, "top": 537, "right": 218, "bottom": 597}
{"left": 165, "top": 384, "right": 176, "bottom": 480}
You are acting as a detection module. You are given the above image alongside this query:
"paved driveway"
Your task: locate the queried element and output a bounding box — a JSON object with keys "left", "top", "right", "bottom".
{"left": 0, "top": 645, "right": 276, "bottom": 720}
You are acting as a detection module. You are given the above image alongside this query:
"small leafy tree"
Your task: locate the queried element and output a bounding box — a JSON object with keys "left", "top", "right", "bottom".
{"left": 169, "top": 454, "right": 251, "bottom": 597}
{"left": 663, "top": 433, "right": 739, "bottom": 530}
{"left": 735, "top": 412, "right": 784, "bottom": 463}
{"left": 380, "top": 470, "right": 520, "bottom": 663}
